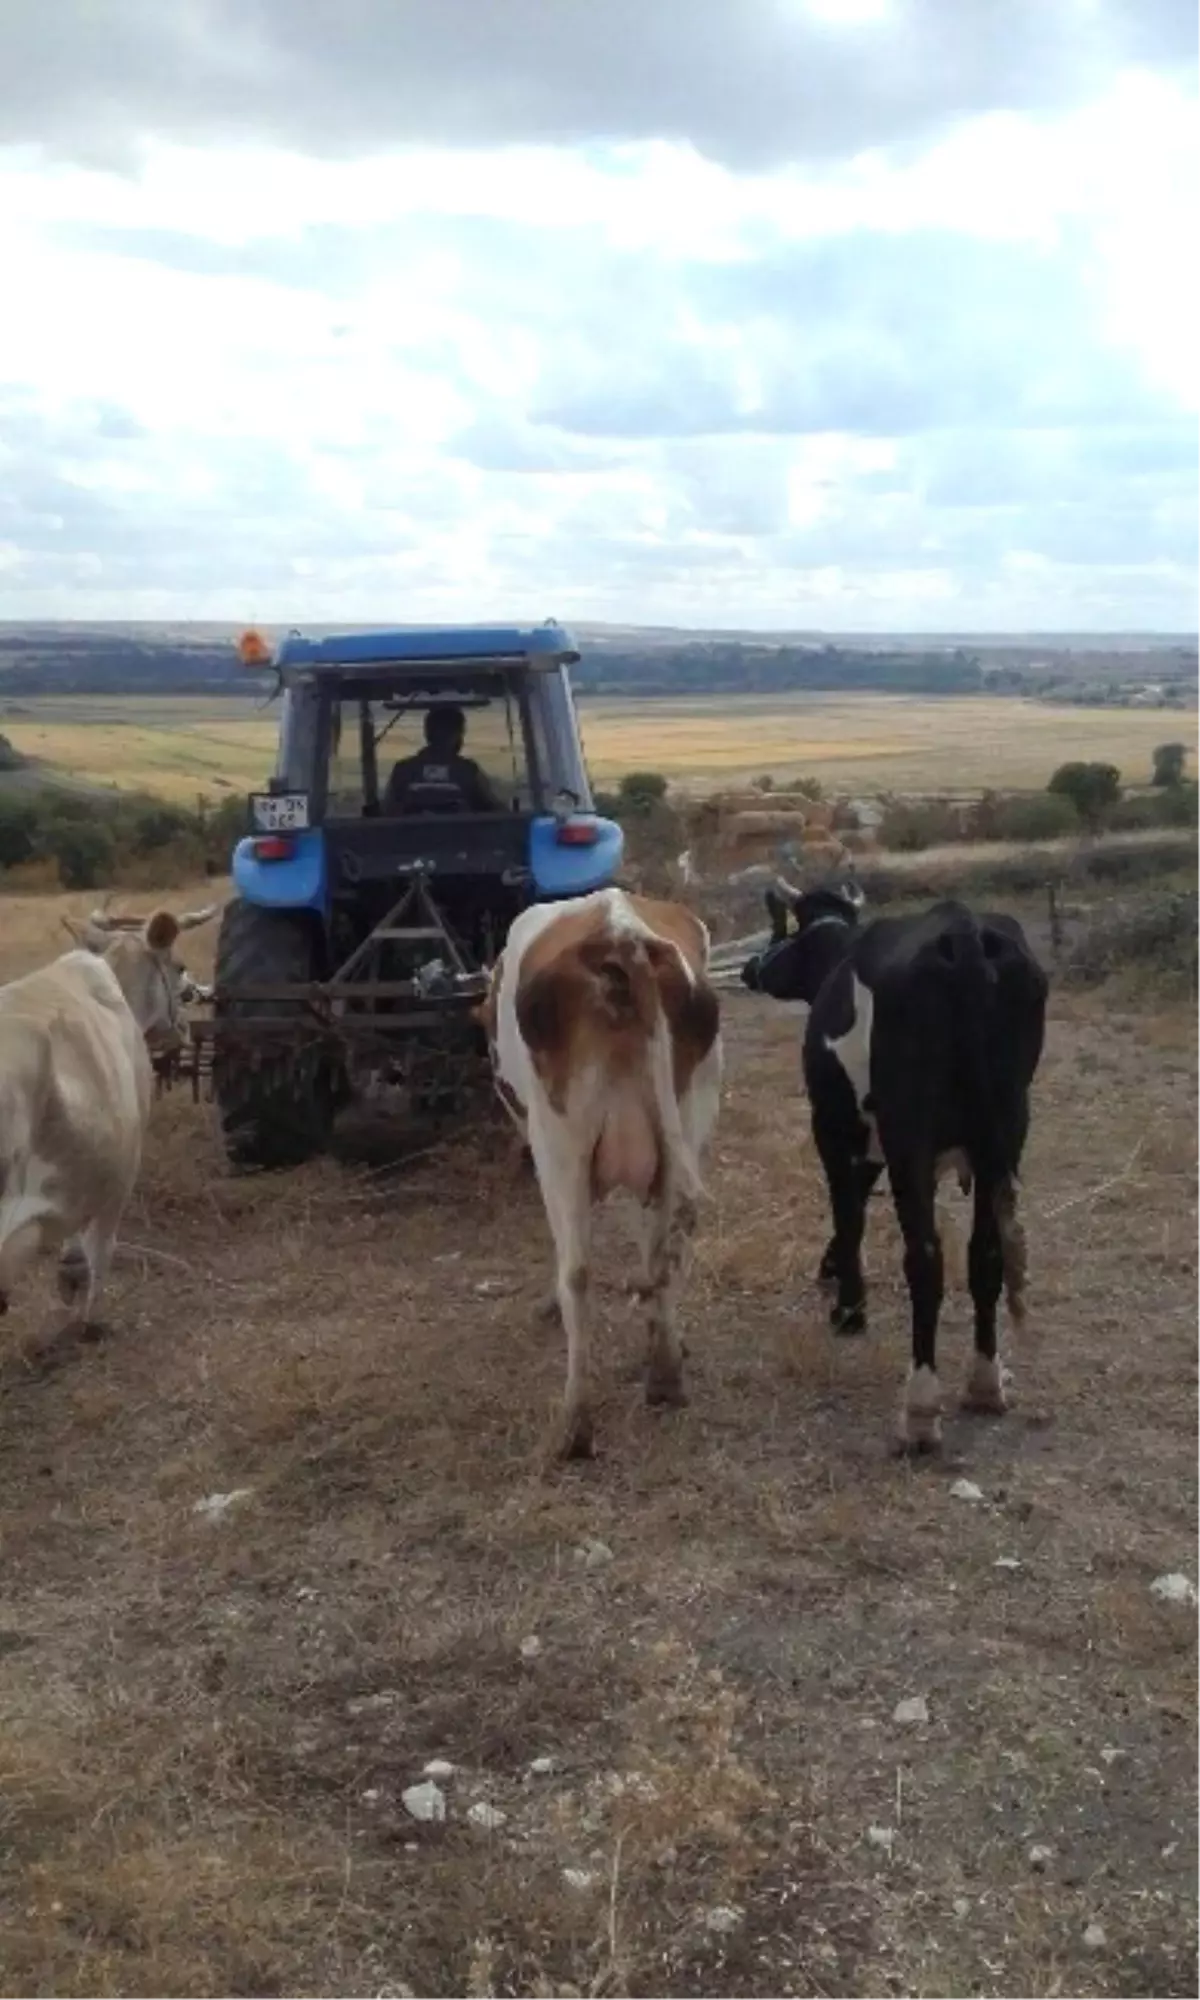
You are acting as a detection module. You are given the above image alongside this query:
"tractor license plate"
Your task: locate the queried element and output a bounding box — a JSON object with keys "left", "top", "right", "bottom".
{"left": 250, "top": 791, "right": 310, "bottom": 832}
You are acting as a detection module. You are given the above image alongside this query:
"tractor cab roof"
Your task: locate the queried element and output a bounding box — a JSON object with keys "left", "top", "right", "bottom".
{"left": 262, "top": 621, "right": 579, "bottom": 680}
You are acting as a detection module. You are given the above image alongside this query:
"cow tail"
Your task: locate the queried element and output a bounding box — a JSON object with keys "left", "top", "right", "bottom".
{"left": 940, "top": 910, "right": 1003, "bottom": 1185}
{"left": 582, "top": 933, "right": 706, "bottom": 1203}
{"left": 940, "top": 912, "right": 1026, "bottom": 1319}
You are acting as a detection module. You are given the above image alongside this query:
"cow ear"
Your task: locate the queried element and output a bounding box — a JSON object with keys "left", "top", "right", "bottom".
{"left": 144, "top": 910, "right": 180, "bottom": 951}
{"left": 177, "top": 904, "right": 219, "bottom": 931}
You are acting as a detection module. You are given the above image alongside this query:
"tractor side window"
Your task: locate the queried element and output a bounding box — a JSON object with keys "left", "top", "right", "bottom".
{"left": 327, "top": 702, "right": 369, "bottom": 816}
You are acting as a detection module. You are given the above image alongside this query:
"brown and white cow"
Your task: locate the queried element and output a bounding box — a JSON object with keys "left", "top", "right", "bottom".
{"left": 0, "top": 905, "right": 216, "bottom": 1336}
{"left": 481, "top": 887, "right": 722, "bottom": 1459}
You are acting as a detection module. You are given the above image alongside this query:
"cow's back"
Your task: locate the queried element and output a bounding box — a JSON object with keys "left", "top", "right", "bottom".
{"left": 0, "top": 952, "right": 152, "bottom": 1224}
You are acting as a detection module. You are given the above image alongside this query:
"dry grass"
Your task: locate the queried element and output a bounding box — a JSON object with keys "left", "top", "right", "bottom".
{"left": 3, "top": 692, "right": 1193, "bottom": 800}
{"left": 0, "top": 896, "right": 1195, "bottom": 1996}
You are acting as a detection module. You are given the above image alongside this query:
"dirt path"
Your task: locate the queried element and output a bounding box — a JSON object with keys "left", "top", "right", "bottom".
{"left": 0, "top": 985, "right": 1195, "bottom": 1997}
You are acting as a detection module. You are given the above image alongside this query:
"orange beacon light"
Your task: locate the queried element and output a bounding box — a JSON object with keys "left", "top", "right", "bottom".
{"left": 236, "top": 627, "right": 272, "bottom": 666}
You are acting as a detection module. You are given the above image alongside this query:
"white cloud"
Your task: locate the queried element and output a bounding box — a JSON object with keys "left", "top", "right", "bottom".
{"left": 0, "top": 1, "right": 1194, "bottom": 629}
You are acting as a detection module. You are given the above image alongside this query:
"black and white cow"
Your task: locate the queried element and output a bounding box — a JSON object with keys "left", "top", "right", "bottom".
{"left": 741, "top": 877, "right": 864, "bottom": 1006}
{"left": 816, "top": 908, "right": 1048, "bottom": 1456}
{"left": 744, "top": 889, "right": 1048, "bottom": 1453}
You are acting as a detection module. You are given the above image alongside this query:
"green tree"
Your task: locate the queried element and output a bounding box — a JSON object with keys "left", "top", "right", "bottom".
{"left": 43, "top": 820, "right": 118, "bottom": 890}
{"left": 1048, "top": 760, "right": 1122, "bottom": 829}
{"left": 1152, "top": 741, "right": 1188, "bottom": 788}
{"left": 617, "top": 770, "right": 669, "bottom": 816}
{"left": 0, "top": 798, "right": 38, "bottom": 869}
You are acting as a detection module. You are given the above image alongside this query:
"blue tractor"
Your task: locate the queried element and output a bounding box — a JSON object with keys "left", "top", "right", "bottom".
{"left": 202, "top": 621, "right": 624, "bottom": 1167}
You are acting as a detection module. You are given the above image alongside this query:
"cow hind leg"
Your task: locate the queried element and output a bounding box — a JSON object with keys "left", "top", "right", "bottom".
{"left": 56, "top": 1238, "right": 90, "bottom": 1311}
{"left": 820, "top": 1155, "right": 879, "bottom": 1334}
{"left": 59, "top": 1207, "right": 123, "bottom": 1340}
{"left": 528, "top": 1126, "right": 596, "bottom": 1460}
{"left": 962, "top": 1179, "right": 1009, "bottom": 1415}
{"left": 817, "top": 1238, "right": 838, "bottom": 1290}
{"left": 888, "top": 1164, "right": 945, "bottom": 1452}
{"left": 0, "top": 1217, "right": 48, "bottom": 1314}
{"left": 637, "top": 1192, "right": 695, "bottom": 1410}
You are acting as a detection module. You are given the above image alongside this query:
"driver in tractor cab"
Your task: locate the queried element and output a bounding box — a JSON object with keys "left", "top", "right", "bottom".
{"left": 381, "top": 705, "right": 504, "bottom": 815}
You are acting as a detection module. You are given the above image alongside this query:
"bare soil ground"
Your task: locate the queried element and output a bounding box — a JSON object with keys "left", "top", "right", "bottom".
{"left": 0, "top": 903, "right": 1196, "bottom": 1998}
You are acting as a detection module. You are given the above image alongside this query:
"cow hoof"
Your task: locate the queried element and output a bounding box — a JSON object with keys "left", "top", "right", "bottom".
{"left": 79, "top": 1319, "right": 112, "bottom": 1345}
{"left": 892, "top": 1428, "right": 943, "bottom": 1459}
{"left": 961, "top": 1353, "right": 1007, "bottom": 1415}
{"left": 535, "top": 1292, "right": 561, "bottom": 1327}
{"left": 830, "top": 1303, "right": 866, "bottom": 1335}
{"left": 557, "top": 1409, "right": 595, "bottom": 1461}
{"left": 645, "top": 1367, "right": 688, "bottom": 1410}
{"left": 57, "top": 1260, "right": 88, "bottom": 1305}
{"left": 896, "top": 1366, "right": 943, "bottom": 1452}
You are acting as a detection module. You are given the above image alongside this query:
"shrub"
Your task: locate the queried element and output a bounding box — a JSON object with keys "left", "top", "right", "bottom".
{"left": 129, "top": 802, "right": 194, "bottom": 854}
{"left": 877, "top": 799, "right": 962, "bottom": 851}
{"left": 1151, "top": 778, "right": 1200, "bottom": 829}
{"left": 1048, "top": 760, "right": 1122, "bottom": 828}
{"left": 1152, "top": 742, "right": 1189, "bottom": 788}
{"left": 0, "top": 784, "right": 251, "bottom": 890}
{"left": 617, "top": 770, "right": 670, "bottom": 815}
{"left": 45, "top": 819, "right": 118, "bottom": 890}
{"left": 1065, "top": 889, "right": 1198, "bottom": 996}
{"left": 984, "top": 792, "right": 1080, "bottom": 843}
{"left": 0, "top": 797, "right": 39, "bottom": 869}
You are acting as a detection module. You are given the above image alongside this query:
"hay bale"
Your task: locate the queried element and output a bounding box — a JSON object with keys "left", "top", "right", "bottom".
{"left": 801, "top": 801, "right": 835, "bottom": 833}
{"left": 727, "top": 809, "right": 811, "bottom": 840}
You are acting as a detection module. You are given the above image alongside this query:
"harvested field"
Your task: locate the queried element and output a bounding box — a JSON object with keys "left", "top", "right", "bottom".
{"left": 0, "top": 895, "right": 1195, "bottom": 1998}
{"left": 1, "top": 691, "right": 1193, "bottom": 800}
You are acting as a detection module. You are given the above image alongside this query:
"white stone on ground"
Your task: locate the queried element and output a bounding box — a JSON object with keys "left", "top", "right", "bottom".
{"left": 467, "top": 1801, "right": 507, "bottom": 1831}
{"left": 1150, "top": 1572, "right": 1197, "bottom": 1606}
{"left": 401, "top": 1781, "right": 446, "bottom": 1823}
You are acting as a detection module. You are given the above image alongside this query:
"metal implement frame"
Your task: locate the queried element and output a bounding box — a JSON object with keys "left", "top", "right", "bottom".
{"left": 179, "top": 865, "right": 491, "bottom": 1100}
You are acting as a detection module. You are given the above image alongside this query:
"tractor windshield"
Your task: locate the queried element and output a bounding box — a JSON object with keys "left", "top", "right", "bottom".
{"left": 326, "top": 681, "right": 534, "bottom": 818}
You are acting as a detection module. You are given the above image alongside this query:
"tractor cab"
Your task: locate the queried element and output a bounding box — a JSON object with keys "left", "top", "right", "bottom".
{"left": 205, "top": 623, "right": 624, "bottom": 1167}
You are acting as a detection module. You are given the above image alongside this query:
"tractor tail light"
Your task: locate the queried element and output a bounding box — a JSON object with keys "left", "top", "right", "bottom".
{"left": 555, "top": 819, "right": 598, "bottom": 847}
{"left": 253, "top": 835, "right": 296, "bottom": 861}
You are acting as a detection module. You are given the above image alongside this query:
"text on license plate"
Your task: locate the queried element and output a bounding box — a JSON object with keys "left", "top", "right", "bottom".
{"left": 251, "top": 792, "right": 310, "bottom": 831}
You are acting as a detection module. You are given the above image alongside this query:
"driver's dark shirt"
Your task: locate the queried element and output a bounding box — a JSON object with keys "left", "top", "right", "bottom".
{"left": 382, "top": 751, "right": 502, "bottom": 814}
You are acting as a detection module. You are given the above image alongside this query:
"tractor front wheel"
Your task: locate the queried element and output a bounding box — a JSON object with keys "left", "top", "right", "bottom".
{"left": 212, "top": 900, "right": 339, "bottom": 1169}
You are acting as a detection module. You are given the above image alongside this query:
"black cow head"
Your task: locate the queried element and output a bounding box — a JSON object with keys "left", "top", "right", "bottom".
{"left": 742, "top": 874, "right": 865, "bottom": 1002}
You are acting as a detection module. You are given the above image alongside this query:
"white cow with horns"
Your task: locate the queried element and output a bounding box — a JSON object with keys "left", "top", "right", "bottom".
{"left": 0, "top": 903, "right": 217, "bottom": 1336}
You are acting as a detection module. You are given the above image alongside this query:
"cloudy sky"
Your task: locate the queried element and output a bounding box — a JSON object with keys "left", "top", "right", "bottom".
{"left": 0, "top": 0, "right": 1196, "bottom": 632}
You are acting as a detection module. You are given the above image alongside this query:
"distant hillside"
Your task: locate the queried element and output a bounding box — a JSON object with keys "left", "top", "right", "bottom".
{"left": 0, "top": 628, "right": 244, "bottom": 699}
{"left": 0, "top": 624, "right": 989, "bottom": 696}
{"left": 0, "top": 622, "right": 1194, "bottom": 705}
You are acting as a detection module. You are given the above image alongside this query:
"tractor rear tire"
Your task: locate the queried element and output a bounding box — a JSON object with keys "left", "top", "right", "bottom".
{"left": 212, "top": 900, "right": 338, "bottom": 1170}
